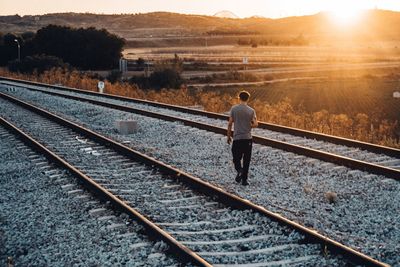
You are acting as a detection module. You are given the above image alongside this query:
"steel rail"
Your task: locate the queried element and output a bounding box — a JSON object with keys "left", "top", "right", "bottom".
{"left": 0, "top": 116, "right": 212, "bottom": 267}
{"left": 0, "top": 92, "right": 390, "bottom": 267}
{"left": 0, "top": 89, "right": 398, "bottom": 181}
{"left": 1, "top": 76, "right": 398, "bottom": 158}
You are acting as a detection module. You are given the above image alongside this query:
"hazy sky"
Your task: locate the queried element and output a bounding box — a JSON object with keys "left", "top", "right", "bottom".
{"left": 1, "top": 0, "right": 400, "bottom": 18}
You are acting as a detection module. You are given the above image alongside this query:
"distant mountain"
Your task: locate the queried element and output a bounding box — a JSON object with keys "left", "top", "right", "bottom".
{"left": 249, "top": 15, "right": 266, "bottom": 19}
{"left": 1, "top": 10, "right": 400, "bottom": 46}
{"left": 213, "top": 10, "right": 239, "bottom": 19}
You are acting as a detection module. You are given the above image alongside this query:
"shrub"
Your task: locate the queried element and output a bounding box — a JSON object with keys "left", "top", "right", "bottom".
{"left": 129, "top": 67, "right": 183, "bottom": 90}
{"left": 129, "top": 75, "right": 149, "bottom": 89}
{"left": 106, "top": 70, "right": 122, "bottom": 84}
{"left": 8, "top": 54, "right": 68, "bottom": 74}
{"left": 149, "top": 68, "right": 183, "bottom": 90}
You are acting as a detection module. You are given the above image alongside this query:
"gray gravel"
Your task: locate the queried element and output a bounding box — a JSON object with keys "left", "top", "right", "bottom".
{"left": 0, "top": 98, "right": 347, "bottom": 266}
{"left": 0, "top": 126, "right": 181, "bottom": 266}
{"left": 0, "top": 85, "right": 399, "bottom": 265}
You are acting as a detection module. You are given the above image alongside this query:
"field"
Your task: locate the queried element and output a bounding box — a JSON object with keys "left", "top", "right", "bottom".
{"left": 203, "top": 74, "right": 400, "bottom": 120}
{"left": 125, "top": 44, "right": 400, "bottom": 147}
{"left": 124, "top": 45, "right": 400, "bottom": 121}
{"left": 124, "top": 44, "right": 400, "bottom": 63}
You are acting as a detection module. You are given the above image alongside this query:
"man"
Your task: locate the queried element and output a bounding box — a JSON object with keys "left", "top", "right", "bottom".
{"left": 227, "top": 90, "right": 258, "bottom": 186}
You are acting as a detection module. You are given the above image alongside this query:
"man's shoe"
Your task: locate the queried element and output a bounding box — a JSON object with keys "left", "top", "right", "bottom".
{"left": 241, "top": 180, "right": 249, "bottom": 186}
{"left": 235, "top": 171, "right": 242, "bottom": 183}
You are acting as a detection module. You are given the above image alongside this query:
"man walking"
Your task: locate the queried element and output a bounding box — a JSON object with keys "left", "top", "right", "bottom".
{"left": 227, "top": 90, "right": 258, "bottom": 186}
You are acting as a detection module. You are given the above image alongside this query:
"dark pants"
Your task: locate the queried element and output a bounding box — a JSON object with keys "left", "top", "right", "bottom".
{"left": 232, "top": 139, "right": 253, "bottom": 180}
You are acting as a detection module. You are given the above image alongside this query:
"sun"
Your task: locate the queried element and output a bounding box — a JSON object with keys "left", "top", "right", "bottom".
{"left": 326, "top": 1, "right": 366, "bottom": 26}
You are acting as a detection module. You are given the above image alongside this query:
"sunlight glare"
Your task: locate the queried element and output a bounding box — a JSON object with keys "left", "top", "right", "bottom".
{"left": 327, "top": 1, "right": 365, "bottom": 26}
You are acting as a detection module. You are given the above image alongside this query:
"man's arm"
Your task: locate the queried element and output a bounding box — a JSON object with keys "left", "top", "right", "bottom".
{"left": 251, "top": 113, "right": 258, "bottom": 128}
{"left": 227, "top": 116, "right": 234, "bottom": 144}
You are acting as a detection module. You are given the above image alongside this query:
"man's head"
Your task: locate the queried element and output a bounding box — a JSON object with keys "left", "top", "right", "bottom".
{"left": 239, "top": 90, "right": 250, "bottom": 102}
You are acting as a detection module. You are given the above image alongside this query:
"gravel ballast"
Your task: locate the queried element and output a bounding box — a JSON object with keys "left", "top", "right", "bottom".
{"left": 0, "top": 126, "right": 181, "bottom": 266}
{"left": 0, "top": 97, "right": 347, "bottom": 266}
{"left": 0, "top": 86, "right": 399, "bottom": 265}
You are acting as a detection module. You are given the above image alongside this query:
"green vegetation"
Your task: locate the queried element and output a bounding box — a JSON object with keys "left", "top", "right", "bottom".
{"left": 237, "top": 34, "right": 309, "bottom": 46}
{"left": 129, "top": 67, "right": 183, "bottom": 90}
{"left": 32, "top": 25, "right": 124, "bottom": 69}
{"left": 0, "top": 25, "right": 125, "bottom": 70}
{"left": 129, "top": 54, "right": 183, "bottom": 90}
{"left": 149, "top": 68, "right": 183, "bottom": 90}
{"left": 8, "top": 54, "right": 68, "bottom": 74}
{"left": 206, "top": 29, "right": 259, "bottom": 35}
{"left": 194, "top": 71, "right": 261, "bottom": 83}
{"left": 106, "top": 70, "right": 123, "bottom": 84}
{"left": 0, "top": 33, "right": 22, "bottom": 66}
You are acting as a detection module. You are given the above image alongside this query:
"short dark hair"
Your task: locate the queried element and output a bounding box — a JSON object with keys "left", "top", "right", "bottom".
{"left": 239, "top": 90, "right": 250, "bottom": 101}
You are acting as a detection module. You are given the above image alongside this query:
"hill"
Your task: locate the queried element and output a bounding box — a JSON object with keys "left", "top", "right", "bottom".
{"left": 1, "top": 10, "right": 400, "bottom": 46}
{"left": 213, "top": 10, "right": 239, "bottom": 19}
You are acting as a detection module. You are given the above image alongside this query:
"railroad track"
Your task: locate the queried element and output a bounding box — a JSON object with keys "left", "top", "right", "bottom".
{"left": 0, "top": 78, "right": 399, "bottom": 181}
{"left": 0, "top": 84, "right": 389, "bottom": 266}
{"left": 0, "top": 76, "right": 397, "bottom": 157}
{"left": 0, "top": 127, "right": 181, "bottom": 266}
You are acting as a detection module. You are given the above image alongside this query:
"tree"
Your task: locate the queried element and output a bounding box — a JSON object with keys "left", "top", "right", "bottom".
{"left": 8, "top": 54, "right": 68, "bottom": 74}
{"left": 21, "top": 31, "right": 35, "bottom": 41}
{"left": 31, "top": 25, "right": 125, "bottom": 70}
{"left": 0, "top": 33, "right": 20, "bottom": 65}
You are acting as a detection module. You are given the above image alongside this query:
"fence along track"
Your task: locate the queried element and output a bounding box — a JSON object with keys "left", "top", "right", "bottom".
{"left": 0, "top": 90, "right": 389, "bottom": 266}
{"left": 0, "top": 76, "right": 398, "bottom": 159}
{"left": 0, "top": 84, "right": 399, "bottom": 181}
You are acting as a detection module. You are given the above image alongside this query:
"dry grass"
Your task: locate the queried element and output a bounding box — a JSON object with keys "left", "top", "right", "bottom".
{"left": 1, "top": 67, "right": 398, "bottom": 148}
{"left": 325, "top": 191, "right": 338, "bottom": 204}
{"left": 303, "top": 186, "right": 314, "bottom": 195}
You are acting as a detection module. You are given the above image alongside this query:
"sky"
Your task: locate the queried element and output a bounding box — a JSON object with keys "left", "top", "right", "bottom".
{"left": 1, "top": 0, "right": 400, "bottom": 18}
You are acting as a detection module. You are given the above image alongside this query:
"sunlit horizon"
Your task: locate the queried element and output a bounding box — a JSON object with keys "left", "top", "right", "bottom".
{"left": 326, "top": 1, "right": 368, "bottom": 26}
{"left": 1, "top": 0, "right": 400, "bottom": 18}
